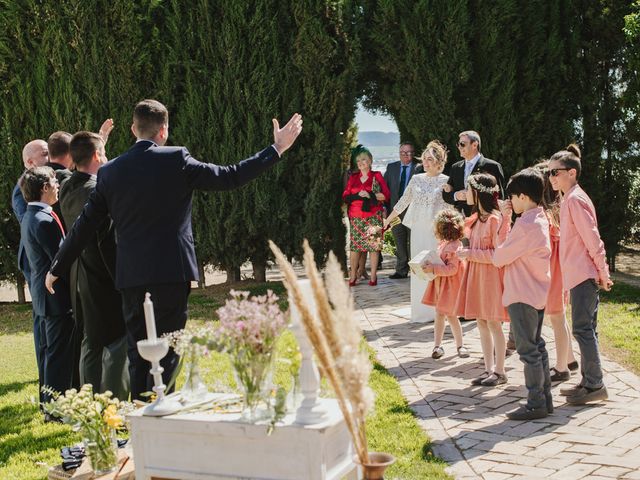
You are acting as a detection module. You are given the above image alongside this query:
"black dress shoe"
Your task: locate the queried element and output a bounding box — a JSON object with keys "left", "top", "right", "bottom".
{"left": 44, "top": 413, "right": 63, "bottom": 424}
{"left": 568, "top": 361, "right": 579, "bottom": 371}
{"left": 389, "top": 273, "right": 408, "bottom": 279}
{"left": 506, "top": 405, "right": 548, "bottom": 420}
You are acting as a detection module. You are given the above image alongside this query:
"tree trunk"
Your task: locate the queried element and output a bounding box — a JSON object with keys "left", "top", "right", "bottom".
{"left": 197, "top": 263, "right": 206, "bottom": 288}
{"left": 252, "top": 259, "right": 267, "bottom": 283}
{"left": 225, "top": 266, "right": 241, "bottom": 284}
{"left": 16, "top": 275, "right": 26, "bottom": 304}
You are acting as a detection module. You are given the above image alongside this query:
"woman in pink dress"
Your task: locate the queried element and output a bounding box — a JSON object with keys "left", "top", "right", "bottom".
{"left": 457, "top": 173, "right": 510, "bottom": 387}
{"left": 534, "top": 162, "right": 578, "bottom": 382}
{"left": 422, "top": 209, "right": 469, "bottom": 359}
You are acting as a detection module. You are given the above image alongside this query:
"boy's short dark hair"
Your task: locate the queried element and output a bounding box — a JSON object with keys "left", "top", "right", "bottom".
{"left": 70, "top": 131, "right": 104, "bottom": 167}
{"left": 47, "top": 131, "right": 72, "bottom": 159}
{"left": 19, "top": 166, "right": 55, "bottom": 202}
{"left": 133, "top": 99, "right": 169, "bottom": 138}
{"left": 506, "top": 168, "right": 545, "bottom": 205}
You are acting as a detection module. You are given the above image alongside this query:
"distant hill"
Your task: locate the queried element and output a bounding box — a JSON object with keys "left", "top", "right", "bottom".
{"left": 357, "top": 131, "right": 400, "bottom": 147}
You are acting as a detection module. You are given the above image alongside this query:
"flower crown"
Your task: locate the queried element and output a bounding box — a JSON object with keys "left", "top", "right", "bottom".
{"left": 467, "top": 176, "right": 499, "bottom": 194}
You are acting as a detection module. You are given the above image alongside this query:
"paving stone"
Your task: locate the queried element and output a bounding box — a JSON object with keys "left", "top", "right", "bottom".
{"left": 566, "top": 444, "right": 629, "bottom": 456}
{"left": 549, "top": 463, "right": 599, "bottom": 479}
{"left": 482, "top": 452, "right": 540, "bottom": 467}
{"left": 473, "top": 441, "right": 530, "bottom": 456}
{"left": 592, "top": 466, "right": 633, "bottom": 478}
{"left": 482, "top": 472, "right": 514, "bottom": 480}
{"left": 489, "top": 463, "right": 555, "bottom": 477}
{"left": 580, "top": 455, "right": 640, "bottom": 469}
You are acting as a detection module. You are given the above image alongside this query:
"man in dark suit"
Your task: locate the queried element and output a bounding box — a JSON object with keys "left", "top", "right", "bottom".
{"left": 383, "top": 142, "right": 416, "bottom": 278}
{"left": 442, "top": 130, "right": 505, "bottom": 216}
{"left": 12, "top": 139, "right": 50, "bottom": 403}
{"left": 19, "top": 166, "right": 75, "bottom": 405}
{"left": 59, "top": 131, "right": 129, "bottom": 399}
{"left": 46, "top": 99, "right": 303, "bottom": 399}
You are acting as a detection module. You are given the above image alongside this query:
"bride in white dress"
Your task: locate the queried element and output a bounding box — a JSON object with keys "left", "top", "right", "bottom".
{"left": 384, "top": 140, "right": 450, "bottom": 323}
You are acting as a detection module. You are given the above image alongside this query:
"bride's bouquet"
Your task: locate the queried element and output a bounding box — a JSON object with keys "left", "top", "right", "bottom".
{"left": 365, "top": 225, "right": 383, "bottom": 250}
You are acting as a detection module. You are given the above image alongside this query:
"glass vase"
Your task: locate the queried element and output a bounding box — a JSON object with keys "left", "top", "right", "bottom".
{"left": 180, "top": 344, "right": 208, "bottom": 403}
{"left": 83, "top": 426, "right": 119, "bottom": 475}
{"left": 233, "top": 350, "right": 274, "bottom": 422}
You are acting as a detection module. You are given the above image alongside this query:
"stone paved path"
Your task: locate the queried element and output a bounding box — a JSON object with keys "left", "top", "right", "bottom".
{"left": 352, "top": 270, "right": 640, "bottom": 480}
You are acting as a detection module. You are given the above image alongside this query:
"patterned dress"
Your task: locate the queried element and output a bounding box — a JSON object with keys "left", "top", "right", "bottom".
{"left": 343, "top": 170, "right": 390, "bottom": 252}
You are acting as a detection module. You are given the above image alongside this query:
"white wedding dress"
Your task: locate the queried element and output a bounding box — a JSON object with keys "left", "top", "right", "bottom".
{"left": 392, "top": 173, "right": 449, "bottom": 323}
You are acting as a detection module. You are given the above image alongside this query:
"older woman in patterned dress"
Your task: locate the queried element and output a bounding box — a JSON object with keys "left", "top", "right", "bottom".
{"left": 342, "top": 146, "right": 390, "bottom": 287}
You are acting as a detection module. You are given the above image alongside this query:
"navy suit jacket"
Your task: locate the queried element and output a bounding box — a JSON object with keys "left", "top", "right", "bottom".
{"left": 12, "top": 183, "right": 31, "bottom": 281}
{"left": 51, "top": 141, "right": 282, "bottom": 289}
{"left": 21, "top": 204, "right": 72, "bottom": 316}
{"left": 383, "top": 161, "right": 416, "bottom": 212}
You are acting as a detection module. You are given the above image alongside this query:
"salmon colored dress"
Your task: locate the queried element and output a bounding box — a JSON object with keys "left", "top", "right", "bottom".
{"left": 422, "top": 239, "right": 466, "bottom": 316}
{"left": 455, "top": 212, "right": 510, "bottom": 322}
{"left": 545, "top": 222, "right": 567, "bottom": 315}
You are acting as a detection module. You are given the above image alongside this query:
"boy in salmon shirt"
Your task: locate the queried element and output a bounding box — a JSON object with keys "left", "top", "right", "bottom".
{"left": 549, "top": 144, "right": 611, "bottom": 405}
{"left": 493, "top": 168, "right": 552, "bottom": 420}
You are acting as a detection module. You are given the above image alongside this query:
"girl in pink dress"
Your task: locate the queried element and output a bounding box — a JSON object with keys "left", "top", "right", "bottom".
{"left": 456, "top": 173, "right": 510, "bottom": 387}
{"left": 534, "top": 162, "right": 578, "bottom": 382}
{"left": 422, "top": 209, "right": 469, "bottom": 359}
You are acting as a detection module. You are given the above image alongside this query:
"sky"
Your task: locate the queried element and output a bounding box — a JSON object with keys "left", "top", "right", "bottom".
{"left": 354, "top": 103, "right": 398, "bottom": 132}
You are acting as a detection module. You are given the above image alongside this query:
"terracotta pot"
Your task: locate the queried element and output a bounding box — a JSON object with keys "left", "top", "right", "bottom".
{"left": 354, "top": 451, "right": 396, "bottom": 480}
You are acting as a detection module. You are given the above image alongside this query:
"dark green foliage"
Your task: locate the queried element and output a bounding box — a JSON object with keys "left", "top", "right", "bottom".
{"left": 0, "top": 0, "right": 359, "bottom": 286}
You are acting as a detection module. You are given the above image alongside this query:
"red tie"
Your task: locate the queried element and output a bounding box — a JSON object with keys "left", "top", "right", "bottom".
{"left": 50, "top": 210, "right": 65, "bottom": 237}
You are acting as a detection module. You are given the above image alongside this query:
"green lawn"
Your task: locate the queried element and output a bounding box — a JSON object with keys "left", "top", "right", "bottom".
{"left": 0, "top": 281, "right": 450, "bottom": 480}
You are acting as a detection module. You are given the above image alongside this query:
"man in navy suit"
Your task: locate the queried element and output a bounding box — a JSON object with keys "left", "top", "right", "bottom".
{"left": 13, "top": 140, "right": 51, "bottom": 403}
{"left": 46, "top": 99, "right": 303, "bottom": 399}
{"left": 20, "top": 166, "right": 75, "bottom": 405}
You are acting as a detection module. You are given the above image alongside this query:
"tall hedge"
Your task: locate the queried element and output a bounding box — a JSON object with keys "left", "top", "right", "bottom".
{"left": 0, "top": 0, "right": 360, "bottom": 289}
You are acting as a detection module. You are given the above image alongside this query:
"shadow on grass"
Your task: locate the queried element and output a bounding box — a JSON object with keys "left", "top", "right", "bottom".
{"left": 0, "top": 303, "right": 33, "bottom": 335}
{"left": 601, "top": 282, "right": 640, "bottom": 305}
{"left": 0, "top": 380, "right": 36, "bottom": 397}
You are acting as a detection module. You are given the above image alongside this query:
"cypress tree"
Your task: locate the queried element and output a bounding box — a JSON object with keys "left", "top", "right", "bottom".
{"left": 363, "top": 0, "right": 471, "bottom": 149}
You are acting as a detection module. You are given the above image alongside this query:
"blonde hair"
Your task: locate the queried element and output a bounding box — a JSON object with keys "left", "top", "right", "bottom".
{"left": 419, "top": 140, "right": 447, "bottom": 172}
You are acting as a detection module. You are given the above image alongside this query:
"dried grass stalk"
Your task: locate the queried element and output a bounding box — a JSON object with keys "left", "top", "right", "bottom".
{"left": 269, "top": 239, "right": 372, "bottom": 465}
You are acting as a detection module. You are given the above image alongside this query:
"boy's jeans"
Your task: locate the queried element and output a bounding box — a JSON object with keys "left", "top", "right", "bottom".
{"left": 508, "top": 303, "right": 550, "bottom": 410}
{"left": 571, "top": 278, "right": 604, "bottom": 389}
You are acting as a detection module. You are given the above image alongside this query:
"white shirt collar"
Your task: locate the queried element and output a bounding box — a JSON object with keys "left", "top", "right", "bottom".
{"left": 28, "top": 201, "right": 52, "bottom": 213}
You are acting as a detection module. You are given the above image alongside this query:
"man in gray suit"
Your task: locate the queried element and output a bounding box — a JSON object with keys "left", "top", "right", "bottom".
{"left": 383, "top": 142, "right": 416, "bottom": 279}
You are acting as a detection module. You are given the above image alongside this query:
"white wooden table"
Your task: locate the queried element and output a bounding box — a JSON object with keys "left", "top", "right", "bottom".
{"left": 128, "top": 398, "right": 357, "bottom": 480}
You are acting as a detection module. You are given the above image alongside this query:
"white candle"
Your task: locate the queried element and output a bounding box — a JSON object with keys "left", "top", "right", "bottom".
{"left": 143, "top": 292, "right": 157, "bottom": 341}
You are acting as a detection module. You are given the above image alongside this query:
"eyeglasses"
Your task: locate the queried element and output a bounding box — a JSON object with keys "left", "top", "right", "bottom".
{"left": 399, "top": 150, "right": 414, "bottom": 155}
{"left": 549, "top": 168, "right": 570, "bottom": 177}
{"left": 457, "top": 141, "right": 467, "bottom": 148}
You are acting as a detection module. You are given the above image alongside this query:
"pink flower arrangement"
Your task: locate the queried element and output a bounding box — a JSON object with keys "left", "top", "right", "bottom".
{"left": 216, "top": 290, "right": 286, "bottom": 354}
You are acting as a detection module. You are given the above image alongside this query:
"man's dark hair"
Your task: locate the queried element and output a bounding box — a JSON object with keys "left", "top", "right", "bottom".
{"left": 19, "top": 166, "right": 55, "bottom": 202}
{"left": 70, "top": 131, "right": 104, "bottom": 167}
{"left": 506, "top": 168, "right": 544, "bottom": 205}
{"left": 47, "top": 131, "right": 72, "bottom": 159}
{"left": 133, "top": 99, "right": 169, "bottom": 138}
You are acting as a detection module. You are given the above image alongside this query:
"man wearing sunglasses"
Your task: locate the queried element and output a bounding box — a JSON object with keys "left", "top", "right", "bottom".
{"left": 442, "top": 130, "right": 505, "bottom": 216}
